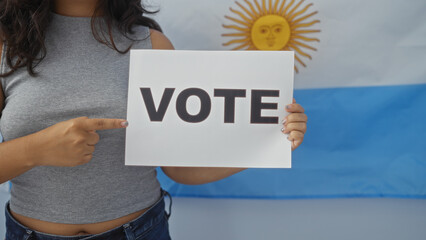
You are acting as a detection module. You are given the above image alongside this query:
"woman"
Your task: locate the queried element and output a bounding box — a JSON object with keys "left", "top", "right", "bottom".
{"left": 0, "top": 0, "right": 308, "bottom": 239}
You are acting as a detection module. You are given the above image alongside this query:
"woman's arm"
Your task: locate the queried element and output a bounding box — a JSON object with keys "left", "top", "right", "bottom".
{"left": 160, "top": 102, "right": 306, "bottom": 185}
{"left": 0, "top": 130, "right": 40, "bottom": 184}
{"left": 150, "top": 30, "right": 307, "bottom": 185}
{"left": 161, "top": 167, "right": 246, "bottom": 185}
{"left": 0, "top": 40, "right": 38, "bottom": 183}
{"left": 0, "top": 41, "right": 128, "bottom": 183}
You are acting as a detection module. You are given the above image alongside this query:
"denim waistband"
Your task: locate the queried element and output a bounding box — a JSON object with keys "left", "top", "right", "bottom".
{"left": 5, "top": 190, "right": 171, "bottom": 240}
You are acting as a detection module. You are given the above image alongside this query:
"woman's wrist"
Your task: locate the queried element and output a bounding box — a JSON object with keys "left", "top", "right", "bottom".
{"left": 22, "top": 132, "right": 45, "bottom": 168}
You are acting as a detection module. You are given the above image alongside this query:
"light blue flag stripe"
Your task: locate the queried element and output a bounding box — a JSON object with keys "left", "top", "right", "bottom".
{"left": 158, "top": 83, "right": 426, "bottom": 199}
{"left": 2, "top": 83, "right": 425, "bottom": 199}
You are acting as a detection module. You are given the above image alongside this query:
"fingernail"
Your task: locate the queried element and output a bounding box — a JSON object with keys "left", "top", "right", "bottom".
{"left": 286, "top": 105, "right": 291, "bottom": 110}
{"left": 281, "top": 128, "right": 285, "bottom": 132}
{"left": 121, "top": 121, "right": 129, "bottom": 127}
{"left": 282, "top": 118, "right": 286, "bottom": 124}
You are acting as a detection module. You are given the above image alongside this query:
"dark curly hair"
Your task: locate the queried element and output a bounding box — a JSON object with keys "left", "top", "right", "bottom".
{"left": 0, "top": 0, "right": 162, "bottom": 77}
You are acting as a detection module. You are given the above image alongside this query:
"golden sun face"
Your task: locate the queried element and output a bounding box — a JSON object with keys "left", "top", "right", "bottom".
{"left": 222, "top": 0, "right": 320, "bottom": 73}
{"left": 252, "top": 15, "right": 291, "bottom": 50}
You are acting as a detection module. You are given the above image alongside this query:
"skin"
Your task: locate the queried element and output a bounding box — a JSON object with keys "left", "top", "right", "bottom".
{"left": 0, "top": 0, "right": 307, "bottom": 236}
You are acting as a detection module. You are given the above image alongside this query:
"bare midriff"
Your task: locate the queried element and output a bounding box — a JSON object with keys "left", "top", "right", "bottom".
{"left": 10, "top": 207, "right": 149, "bottom": 236}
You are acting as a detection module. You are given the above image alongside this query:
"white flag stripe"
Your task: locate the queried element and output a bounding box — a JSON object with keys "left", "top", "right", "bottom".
{"left": 151, "top": 0, "right": 426, "bottom": 89}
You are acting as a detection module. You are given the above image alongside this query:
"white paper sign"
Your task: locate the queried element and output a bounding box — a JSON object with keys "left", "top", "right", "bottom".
{"left": 126, "top": 50, "right": 294, "bottom": 168}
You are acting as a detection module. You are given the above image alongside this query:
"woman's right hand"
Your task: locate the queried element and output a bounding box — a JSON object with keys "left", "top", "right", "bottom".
{"left": 31, "top": 117, "right": 128, "bottom": 167}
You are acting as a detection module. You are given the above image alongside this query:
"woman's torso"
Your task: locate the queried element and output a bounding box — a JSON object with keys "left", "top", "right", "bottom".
{"left": 0, "top": 13, "right": 161, "bottom": 235}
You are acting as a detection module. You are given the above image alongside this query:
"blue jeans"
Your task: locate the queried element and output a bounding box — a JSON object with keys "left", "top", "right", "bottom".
{"left": 4, "top": 190, "right": 172, "bottom": 240}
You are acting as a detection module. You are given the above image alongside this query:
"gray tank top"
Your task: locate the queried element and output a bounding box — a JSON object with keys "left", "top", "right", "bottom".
{"left": 0, "top": 13, "right": 161, "bottom": 224}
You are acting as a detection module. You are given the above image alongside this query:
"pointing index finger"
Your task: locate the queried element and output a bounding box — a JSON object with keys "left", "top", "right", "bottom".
{"left": 83, "top": 118, "right": 128, "bottom": 131}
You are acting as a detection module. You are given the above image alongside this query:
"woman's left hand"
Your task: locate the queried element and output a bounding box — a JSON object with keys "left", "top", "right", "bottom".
{"left": 282, "top": 99, "right": 307, "bottom": 151}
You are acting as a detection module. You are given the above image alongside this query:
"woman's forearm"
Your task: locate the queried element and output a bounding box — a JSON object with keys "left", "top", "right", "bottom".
{"left": 161, "top": 166, "right": 246, "bottom": 185}
{"left": 0, "top": 134, "right": 38, "bottom": 184}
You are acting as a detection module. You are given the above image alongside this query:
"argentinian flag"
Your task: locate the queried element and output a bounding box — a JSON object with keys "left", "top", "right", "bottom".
{"left": 153, "top": 0, "right": 426, "bottom": 199}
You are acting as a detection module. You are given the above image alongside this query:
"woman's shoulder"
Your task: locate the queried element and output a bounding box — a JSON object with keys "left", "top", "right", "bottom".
{"left": 149, "top": 29, "right": 174, "bottom": 50}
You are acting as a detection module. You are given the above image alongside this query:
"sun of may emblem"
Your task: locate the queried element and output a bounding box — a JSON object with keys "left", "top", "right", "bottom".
{"left": 222, "top": 0, "right": 320, "bottom": 73}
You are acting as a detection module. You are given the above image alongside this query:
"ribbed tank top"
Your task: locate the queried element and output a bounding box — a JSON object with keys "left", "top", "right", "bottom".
{"left": 0, "top": 13, "right": 161, "bottom": 224}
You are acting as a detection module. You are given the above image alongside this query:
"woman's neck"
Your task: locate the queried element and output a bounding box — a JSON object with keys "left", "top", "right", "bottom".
{"left": 53, "top": 0, "right": 99, "bottom": 17}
